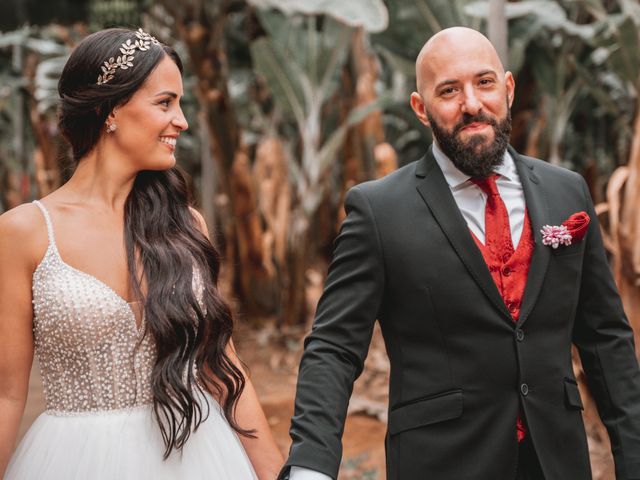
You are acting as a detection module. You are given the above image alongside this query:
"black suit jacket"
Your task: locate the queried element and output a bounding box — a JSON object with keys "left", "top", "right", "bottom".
{"left": 283, "top": 146, "right": 640, "bottom": 480}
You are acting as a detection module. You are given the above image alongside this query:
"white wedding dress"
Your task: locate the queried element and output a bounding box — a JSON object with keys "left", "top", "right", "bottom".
{"left": 5, "top": 200, "right": 257, "bottom": 479}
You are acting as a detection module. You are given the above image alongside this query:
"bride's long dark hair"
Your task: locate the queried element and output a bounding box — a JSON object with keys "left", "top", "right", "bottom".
{"left": 57, "top": 28, "right": 251, "bottom": 457}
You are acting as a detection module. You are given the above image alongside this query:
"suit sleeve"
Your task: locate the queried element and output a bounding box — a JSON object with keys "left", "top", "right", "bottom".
{"left": 572, "top": 175, "right": 640, "bottom": 479}
{"left": 281, "top": 185, "right": 385, "bottom": 480}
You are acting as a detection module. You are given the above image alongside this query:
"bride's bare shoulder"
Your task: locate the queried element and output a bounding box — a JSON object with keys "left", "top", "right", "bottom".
{"left": 0, "top": 203, "right": 49, "bottom": 268}
{"left": 0, "top": 202, "right": 45, "bottom": 234}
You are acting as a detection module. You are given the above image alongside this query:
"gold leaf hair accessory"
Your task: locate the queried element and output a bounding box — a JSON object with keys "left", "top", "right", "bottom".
{"left": 96, "top": 29, "right": 161, "bottom": 85}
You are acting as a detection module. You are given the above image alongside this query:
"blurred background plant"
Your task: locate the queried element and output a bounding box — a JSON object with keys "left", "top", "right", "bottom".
{"left": 4, "top": 2, "right": 640, "bottom": 476}
{"left": 4, "top": 0, "right": 639, "bottom": 327}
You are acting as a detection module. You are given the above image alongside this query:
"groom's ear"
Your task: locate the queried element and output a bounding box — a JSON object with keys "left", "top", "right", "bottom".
{"left": 505, "top": 71, "right": 515, "bottom": 108}
{"left": 410, "top": 92, "right": 430, "bottom": 127}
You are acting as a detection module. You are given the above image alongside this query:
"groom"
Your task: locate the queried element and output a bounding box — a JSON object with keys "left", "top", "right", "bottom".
{"left": 281, "top": 27, "right": 640, "bottom": 479}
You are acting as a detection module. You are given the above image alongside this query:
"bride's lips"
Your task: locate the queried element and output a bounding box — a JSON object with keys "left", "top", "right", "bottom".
{"left": 159, "top": 135, "right": 177, "bottom": 151}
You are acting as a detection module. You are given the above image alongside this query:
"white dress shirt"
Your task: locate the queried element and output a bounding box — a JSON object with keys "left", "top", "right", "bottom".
{"left": 289, "top": 466, "right": 332, "bottom": 480}
{"left": 289, "top": 144, "right": 526, "bottom": 480}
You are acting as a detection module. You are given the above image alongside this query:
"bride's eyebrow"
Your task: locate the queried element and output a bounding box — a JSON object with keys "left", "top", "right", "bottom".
{"left": 153, "top": 91, "right": 178, "bottom": 98}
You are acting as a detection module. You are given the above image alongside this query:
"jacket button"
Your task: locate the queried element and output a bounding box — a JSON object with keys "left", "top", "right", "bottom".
{"left": 515, "top": 329, "right": 525, "bottom": 342}
{"left": 502, "top": 266, "right": 512, "bottom": 276}
{"left": 520, "top": 383, "right": 529, "bottom": 396}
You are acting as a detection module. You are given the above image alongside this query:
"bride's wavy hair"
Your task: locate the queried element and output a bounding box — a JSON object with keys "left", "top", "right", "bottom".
{"left": 57, "top": 28, "right": 252, "bottom": 457}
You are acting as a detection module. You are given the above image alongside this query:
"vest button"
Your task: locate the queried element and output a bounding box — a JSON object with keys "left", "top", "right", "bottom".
{"left": 515, "top": 329, "right": 525, "bottom": 342}
{"left": 502, "top": 265, "right": 512, "bottom": 276}
{"left": 520, "top": 383, "right": 529, "bottom": 396}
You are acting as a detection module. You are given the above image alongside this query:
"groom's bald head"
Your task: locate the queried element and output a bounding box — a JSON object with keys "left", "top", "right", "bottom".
{"left": 415, "top": 27, "right": 506, "bottom": 93}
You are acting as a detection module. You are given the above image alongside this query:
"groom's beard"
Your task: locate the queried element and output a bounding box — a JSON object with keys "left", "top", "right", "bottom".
{"left": 427, "top": 103, "right": 512, "bottom": 179}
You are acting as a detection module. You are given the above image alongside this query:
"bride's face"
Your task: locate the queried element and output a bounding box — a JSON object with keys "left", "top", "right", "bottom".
{"left": 107, "top": 55, "right": 188, "bottom": 171}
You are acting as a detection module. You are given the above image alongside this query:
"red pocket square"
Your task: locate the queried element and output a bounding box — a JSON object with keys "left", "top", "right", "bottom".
{"left": 562, "top": 211, "right": 590, "bottom": 243}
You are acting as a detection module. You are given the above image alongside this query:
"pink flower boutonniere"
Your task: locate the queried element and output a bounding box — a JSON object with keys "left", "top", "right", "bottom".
{"left": 541, "top": 211, "right": 590, "bottom": 249}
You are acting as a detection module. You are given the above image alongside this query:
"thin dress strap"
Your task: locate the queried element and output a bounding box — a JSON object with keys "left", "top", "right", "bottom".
{"left": 32, "top": 200, "right": 58, "bottom": 253}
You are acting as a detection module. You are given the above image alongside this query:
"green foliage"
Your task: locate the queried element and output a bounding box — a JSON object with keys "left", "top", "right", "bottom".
{"left": 250, "top": 8, "right": 391, "bottom": 219}
{"left": 247, "top": 0, "right": 388, "bottom": 32}
{"left": 0, "top": 0, "right": 90, "bottom": 31}
{"left": 3, "top": 0, "right": 640, "bottom": 214}
{"left": 0, "top": 26, "right": 70, "bottom": 209}
{"left": 89, "top": 0, "right": 144, "bottom": 28}
{"left": 375, "top": 0, "right": 479, "bottom": 63}
{"left": 3, "top": 0, "right": 640, "bottom": 324}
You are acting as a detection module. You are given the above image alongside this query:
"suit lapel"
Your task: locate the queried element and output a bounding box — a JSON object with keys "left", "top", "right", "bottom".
{"left": 415, "top": 147, "right": 512, "bottom": 321}
{"left": 510, "top": 147, "right": 551, "bottom": 327}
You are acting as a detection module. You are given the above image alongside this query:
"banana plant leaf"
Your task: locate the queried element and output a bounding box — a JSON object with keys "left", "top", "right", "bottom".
{"left": 250, "top": 36, "right": 308, "bottom": 127}
{"left": 465, "top": 0, "right": 598, "bottom": 41}
{"left": 247, "top": 0, "right": 388, "bottom": 33}
{"left": 34, "top": 55, "right": 68, "bottom": 113}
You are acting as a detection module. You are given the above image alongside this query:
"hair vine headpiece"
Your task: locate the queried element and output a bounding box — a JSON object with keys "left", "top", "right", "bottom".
{"left": 96, "top": 29, "right": 161, "bottom": 85}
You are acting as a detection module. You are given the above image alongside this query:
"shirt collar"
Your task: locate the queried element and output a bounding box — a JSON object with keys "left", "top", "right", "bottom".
{"left": 432, "top": 142, "right": 516, "bottom": 191}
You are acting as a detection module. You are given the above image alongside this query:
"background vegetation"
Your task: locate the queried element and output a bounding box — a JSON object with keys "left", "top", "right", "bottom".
{"left": 3, "top": 1, "right": 640, "bottom": 477}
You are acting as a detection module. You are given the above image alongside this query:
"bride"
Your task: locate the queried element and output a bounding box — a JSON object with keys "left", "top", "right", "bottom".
{"left": 0, "top": 28, "right": 283, "bottom": 479}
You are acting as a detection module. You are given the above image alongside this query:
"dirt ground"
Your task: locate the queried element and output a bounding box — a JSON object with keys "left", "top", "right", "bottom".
{"left": 19, "top": 322, "right": 615, "bottom": 480}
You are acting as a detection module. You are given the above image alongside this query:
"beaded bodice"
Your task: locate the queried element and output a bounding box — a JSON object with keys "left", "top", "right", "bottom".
{"left": 32, "top": 201, "right": 156, "bottom": 413}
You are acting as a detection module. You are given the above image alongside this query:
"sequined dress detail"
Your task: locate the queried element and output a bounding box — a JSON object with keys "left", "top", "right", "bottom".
{"left": 4, "top": 200, "right": 256, "bottom": 480}
{"left": 31, "top": 200, "right": 155, "bottom": 413}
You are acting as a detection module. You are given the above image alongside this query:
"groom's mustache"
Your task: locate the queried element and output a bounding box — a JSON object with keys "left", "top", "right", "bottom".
{"left": 453, "top": 112, "right": 498, "bottom": 135}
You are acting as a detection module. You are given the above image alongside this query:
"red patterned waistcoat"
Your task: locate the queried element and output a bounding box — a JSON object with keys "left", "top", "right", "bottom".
{"left": 471, "top": 210, "right": 535, "bottom": 442}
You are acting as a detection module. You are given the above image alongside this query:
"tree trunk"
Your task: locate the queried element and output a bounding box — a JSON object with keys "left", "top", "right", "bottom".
{"left": 230, "top": 150, "right": 275, "bottom": 313}
{"left": 253, "top": 137, "right": 290, "bottom": 277}
{"left": 353, "top": 28, "right": 384, "bottom": 179}
{"left": 163, "top": 1, "right": 271, "bottom": 314}
{"left": 488, "top": 0, "right": 508, "bottom": 68}
{"left": 12, "top": 42, "right": 29, "bottom": 203}
{"left": 586, "top": 100, "right": 640, "bottom": 480}
{"left": 29, "top": 109, "right": 62, "bottom": 197}
{"left": 337, "top": 28, "right": 393, "bottom": 229}
{"left": 281, "top": 213, "right": 310, "bottom": 326}
{"left": 618, "top": 97, "right": 640, "bottom": 342}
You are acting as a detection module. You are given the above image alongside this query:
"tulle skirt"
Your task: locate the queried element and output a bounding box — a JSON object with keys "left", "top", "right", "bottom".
{"left": 5, "top": 397, "right": 257, "bottom": 480}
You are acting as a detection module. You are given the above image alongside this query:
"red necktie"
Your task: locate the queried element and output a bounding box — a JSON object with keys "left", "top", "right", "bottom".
{"left": 472, "top": 174, "right": 514, "bottom": 263}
